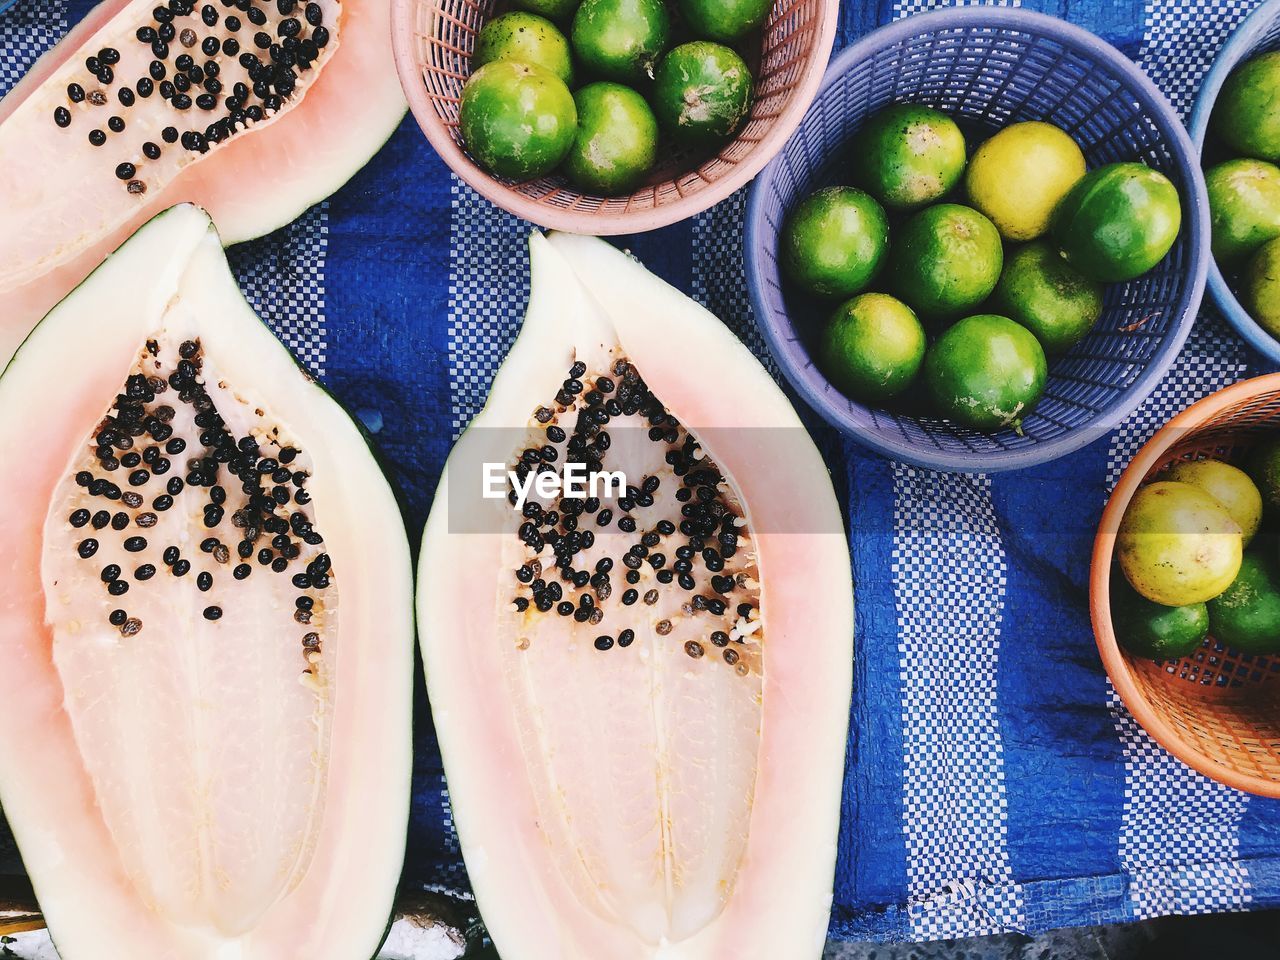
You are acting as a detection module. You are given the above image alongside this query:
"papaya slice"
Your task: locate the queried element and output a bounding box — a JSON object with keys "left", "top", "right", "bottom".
{"left": 0, "top": 0, "right": 405, "bottom": 365}
{"left": 0, "top": 204, "right": 413, "bottom": 960}
{"left": 419, "top": 233, "right": 853, "bottom": 958}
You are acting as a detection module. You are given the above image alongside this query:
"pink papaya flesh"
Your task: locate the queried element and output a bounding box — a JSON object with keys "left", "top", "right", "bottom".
{"left": 419, "top": 233, "right": 853, "bottom": 959}
{"left": 0, "top": 204, "right": 413, "bottom": 960}
{"left": 0, "top": 0, "right": 405, "bottom": 366}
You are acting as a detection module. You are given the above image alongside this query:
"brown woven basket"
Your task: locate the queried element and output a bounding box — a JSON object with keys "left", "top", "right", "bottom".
{"left": 389, "top": 0, "right": 839, "bottom": 233}
{"left": 1092, "top": 375, "right": 1280, "bottom": 796}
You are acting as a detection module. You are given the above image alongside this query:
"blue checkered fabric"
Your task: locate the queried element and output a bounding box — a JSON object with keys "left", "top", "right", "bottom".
{"left": 4, "top": 0, "right": 1280, "bottom": 943}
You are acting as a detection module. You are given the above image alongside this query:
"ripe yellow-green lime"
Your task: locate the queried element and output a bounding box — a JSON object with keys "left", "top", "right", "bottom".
{"left": 676, "top": 0, "right": 770, "bottom": 43}
{"left": 473, "top": 12, "right": 575, "bottom": 85}
{"left": 1205, "top": 158, "right": 1280, "bottom": 262}
{"left": 890, "top": 203, "right": 1003, "bottom": 321}
{"left": 1212, "top": 51, "right": 1280, "bottom": 163}
{"left": 651, "top": 42, "right": 753, "bottom": 149}
{"left": 853, "top": 104, "right": 966, "bottom": 210}
{"left": 571, "top": 0, "right": 670, "bottom": 83}
{"left": 965, "top": 121, "right": 1085, "bottom": 240}
{"left": 1116, "top": 481, "right": 1243, "bottom": 606}
{"left": 562, "top": 82, "right": 658, "bottom": 195}
{"left": 459, "top": 61, "right": 577, "bottom": 180}
{"left": 1050, "top": 162, "right": 1182, "bottom": 282}
{"left": 819, "top": 293, "right": 925, "bottom": 403}
{"left": 1111, "top": 576, "right": 1209, "bottom": 661}
{"left": 922, "top": 314, "right": 1046, "bottom": 432}
{"left": 993, "top": 241, "right": 1102, "bottom": 355}
{"left": 1243, "top": 236, "right": 1280, "bottom": 337}
{"left": 780, "top": 186, "right": 889, "bottom": 300}
{"left": 1208, "top": 550, "right": 1280, "bottom": 654}
{"left": 1164, "top": 459, "right": 1262, "bottom": 546}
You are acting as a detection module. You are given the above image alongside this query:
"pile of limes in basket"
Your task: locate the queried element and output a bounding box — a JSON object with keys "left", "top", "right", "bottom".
{"left": 780, "top": 104, "right": 1184, "bottom": 433}
{"left": 1206, "top": 51, "right": 1280, "bottom": 337}
{"left": 457, "top": 0, "right": 766, "bottom": 194}
{"left": 1113, "top": 445, "right": 1280, "bottom": 661}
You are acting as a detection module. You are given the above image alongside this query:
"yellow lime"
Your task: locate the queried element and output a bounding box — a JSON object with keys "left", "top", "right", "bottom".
{"left": 1164, "top": 459, "right": 1263, "bottom": 546}
{"left": 965, "top": 121, "right": 1086, "bottom": 241}
{"left": 1117, "top": 481, "right": 1243, "bottom": 606}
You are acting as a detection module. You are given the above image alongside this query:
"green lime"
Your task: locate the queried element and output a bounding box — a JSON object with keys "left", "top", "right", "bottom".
{"left": 1117, "top": 481, "right": 1243, "bottom": 606}
{"left": 1206, "top": 159, "right": 1280, "bottom": 263}
{"left": 780, "top": 186, "right": 889, "bottom": 300}
{"left": 1164, "top": 459, "right": 1263, "bottom": 546}
{"left": 1208, "top": 550, "right": 1280, "bottom": 654}
{"left": 1212, "top": 51, "right": 1280, "bottom": 162}
{"left": 890, "top": 203, "right": 1003, "bottom": 322}
{"left": 1249, "top": 438, "right": 1280, "bottom": 512}
{"left": 474, "top": 12, "right": 574, "bottom": 86}
{"left": 965, "top": 121, "right": 1086, "bottom": 241}
{"left": 1049, "top": 162, "right": 1182, "bottom": 283}
{"left": 922, "top": 314, "right": 1047, "bottom": 432}
{"left": 675, "top": 0, "right": 770, "bottom": 43}
{"left": 459, "top": 61, "right": 577, "bottom": 180}
{"left": 1111, "top": 575, "right": 1209, "bottom": 661}
{"left": 571, "top": 0, "right": 670, "bottom": 83}
{"left": 819, "top": 293, "right": 925, "bottom": 403}
{"left": 853, "top": 104, "right": 966, "bottom": 210}
{"left": 512, "top": 0, "right": 581, "bottom": 23}
{"left": 514, "top": 0, "right": 586, "bottom": 22}
{"left": 993, "top": 241, "right": 1103, "bottom": 355}
{"left": 562, "top": 82, "right": 658, "bottom": 195}
{"left": 651, "top": 41, "right": 753, "bottom": 150}
{"left": 1243, "top": 237, "right": 1280, "bottom": 337}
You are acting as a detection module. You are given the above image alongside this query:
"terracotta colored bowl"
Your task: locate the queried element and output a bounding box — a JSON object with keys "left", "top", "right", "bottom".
{"left": 1092, "top": 374, "right": 1280, "bottom": 796}
{"left": 389, "top": 0, "right": 839, "bottom": 233}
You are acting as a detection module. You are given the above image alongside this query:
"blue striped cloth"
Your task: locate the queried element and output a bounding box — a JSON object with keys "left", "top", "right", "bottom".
{"left": 4, "top": 0, "right": 1280, "bottom": 943}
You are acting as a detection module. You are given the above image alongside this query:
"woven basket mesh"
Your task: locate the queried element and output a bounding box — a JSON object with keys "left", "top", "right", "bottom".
{"left": 1121, "top": 390, "right": 1280, "bottom": 787}
{"left": 749, "top": 16, "right": 1204, "bottom": 469}
{"left": 405, "top": 0, "right": 830, "bottom": 216}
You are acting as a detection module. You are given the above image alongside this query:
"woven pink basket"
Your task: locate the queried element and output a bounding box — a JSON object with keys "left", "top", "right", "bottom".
{"left": 389, "top": 0, "right": 840, "bottom": 233}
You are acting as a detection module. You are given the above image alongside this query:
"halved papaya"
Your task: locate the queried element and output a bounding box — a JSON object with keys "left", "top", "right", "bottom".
{"left": 0, "top": 204, "right": 413, "bottom": 960}
{"left": 419, "top": 233, "right": 853, "bottom": 958}
{"left": 0, "top": 0, "right": 405, "bottom": 365}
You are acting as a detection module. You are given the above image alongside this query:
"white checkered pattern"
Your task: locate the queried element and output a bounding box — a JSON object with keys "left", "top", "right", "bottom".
{"left": 1108, "top": 686, "right": 1251, "bottom": 918}
{"left": 228, "top": 204, "right": 330, "bottom": 377}
{"left": 0, "top": 0, "right": 68, "bottom": 93}
{"left": 1099, "top": 0, "right": 1257, "bottom": 922}
{"left": 893, "top": 466, "right": 1025, "bottom": 939}
{"left": 887, "top": 0, "right": 1024, "bottom": 940}
{"left": 446, "top": 177, "right": 527, "bottom": 438}
{"left": 894, "top": 0, "right": 1020, "bottom": 22}
{"left": 1143, "top": 0, "right": 1254, "bottom": 117}
{"left": 691, "top": 188, "right": 779, "bottom": 381}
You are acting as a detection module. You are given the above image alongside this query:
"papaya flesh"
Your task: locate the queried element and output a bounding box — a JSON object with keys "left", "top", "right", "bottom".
{"left": 419, "top": 232, "right": 853, "bottom": 959}
{"left": 0, "top": 0, "right": 406, "bottom": 367}
{"left": 0, "top": 204, "right": 413, "bottom": 960}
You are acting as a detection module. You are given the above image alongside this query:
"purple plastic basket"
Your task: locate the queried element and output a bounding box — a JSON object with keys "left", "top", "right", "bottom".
{"left": 745, "top": 7, "right": 1209, "bottom": 473}
{"left": 1189, "top": 0, "right": 1280, "bottom": 367}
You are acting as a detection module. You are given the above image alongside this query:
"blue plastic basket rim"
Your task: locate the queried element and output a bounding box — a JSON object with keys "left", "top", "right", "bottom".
{"left": 745, "top": 5, "right": 1211, "bottom": 474}
{"left": 1188, "top": 0, "right": 1280, "bottom": 368}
